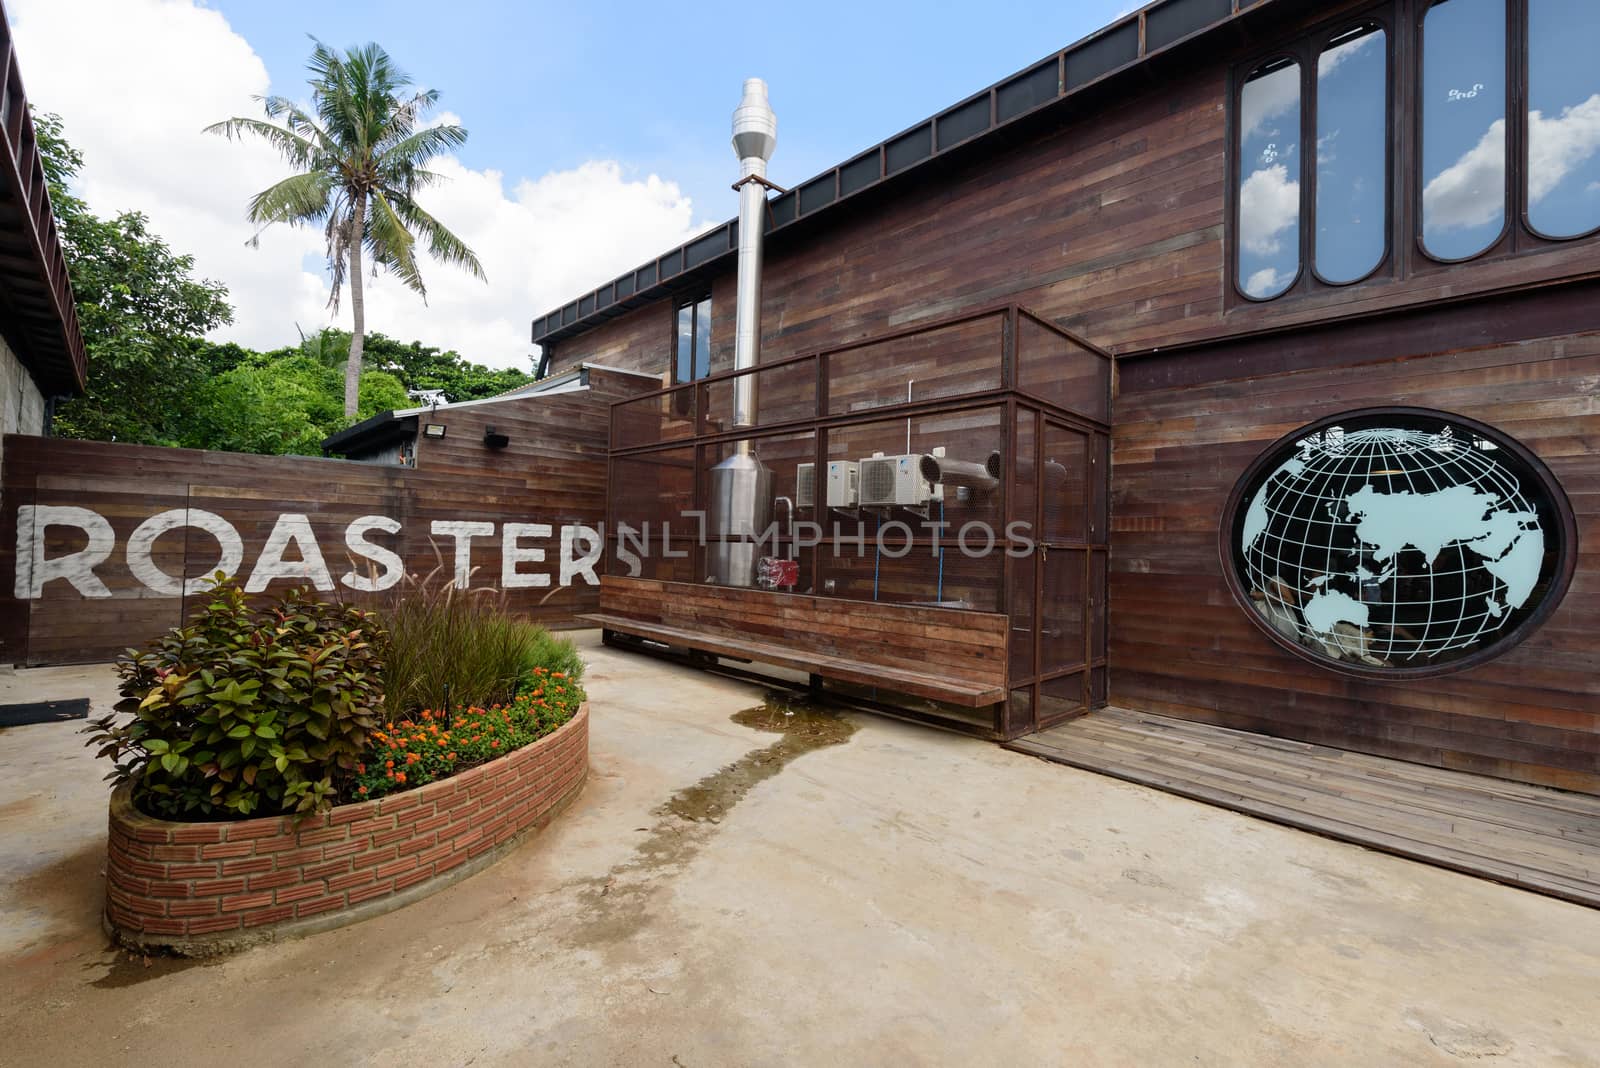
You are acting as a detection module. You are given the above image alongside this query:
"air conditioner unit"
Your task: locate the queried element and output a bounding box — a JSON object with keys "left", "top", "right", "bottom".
{"left": 798, "top": 460, "right": 860, "bottom": 508}
{"left": 858, "top": 452, "right": 936, "bottom": 508}
{"left": 826, "top": 460, "right": 860, "bottom": 508}
{"left": 796, "top": 463, "right": 816, "bottom": 509}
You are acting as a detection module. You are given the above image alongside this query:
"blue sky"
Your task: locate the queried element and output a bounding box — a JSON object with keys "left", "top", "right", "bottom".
{"left": 209, "top": 0, "right": 1137, "bottom": 227}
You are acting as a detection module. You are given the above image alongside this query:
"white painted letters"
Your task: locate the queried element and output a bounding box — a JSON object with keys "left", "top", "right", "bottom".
{"left": 561, "top": 525, "right": 602, "bottom": 587}
{"left": 126, "top": 509, "right": 245, "bottom": 596}
{"left": 430, "top": 520, "right": 495, "bottom": 588}
{"left": 341, "top": 515, "right": 405, "bottom": 593}
{"left": 245, "top": 513, "right": 335, "bottom": 592}
{"left": 15, "top": 505, "right": 115, "bottom": 598}
{"left": 502, "top": 523, "right": 553, "bottom": 589}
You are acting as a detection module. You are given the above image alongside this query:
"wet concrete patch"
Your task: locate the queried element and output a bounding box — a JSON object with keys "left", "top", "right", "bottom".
{"left": 89, "top": 949, "right": 219, "bottom": 988}
{"left": 567, "top": 691, "right": 858, "bottom": 947}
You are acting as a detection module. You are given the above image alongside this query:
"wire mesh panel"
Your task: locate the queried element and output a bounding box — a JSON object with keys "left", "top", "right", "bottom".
{"left": 601, "top": 305, "right": 1113, "bottom": 738}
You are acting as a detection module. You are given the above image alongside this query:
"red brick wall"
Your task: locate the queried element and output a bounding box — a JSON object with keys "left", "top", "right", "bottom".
{"left": 104, "top": 704, "right": 588, "bottom": 953}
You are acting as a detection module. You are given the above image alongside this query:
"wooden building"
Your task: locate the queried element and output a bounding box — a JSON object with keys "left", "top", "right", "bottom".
{"left": 534, "top": 0, "right": 1599, "bottom": 795}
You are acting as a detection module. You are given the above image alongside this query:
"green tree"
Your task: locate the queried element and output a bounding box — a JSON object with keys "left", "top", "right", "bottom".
{"left": 186, "top": 354, "right": 408, "bottom": 456}
{"left": 359, "top": 332, "right": 533, "bottom": 402}
{"left": 207, "top": 41, "right": 486, "bottom": 418}
{"left": 37, "top": 112, "right": 233, "bottom": 446}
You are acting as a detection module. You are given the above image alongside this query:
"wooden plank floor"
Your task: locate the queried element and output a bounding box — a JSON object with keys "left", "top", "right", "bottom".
{"left": 1006, "top": 707, "right": 1600, "bottom": 910}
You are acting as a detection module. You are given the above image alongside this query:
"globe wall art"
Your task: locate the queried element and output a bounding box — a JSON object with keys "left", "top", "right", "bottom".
{"left": 1226, "top": 409, "right": 1574, "bottom": 676}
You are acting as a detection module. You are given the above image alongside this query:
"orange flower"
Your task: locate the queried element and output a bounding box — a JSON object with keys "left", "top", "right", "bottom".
{"left": 385, "top": 760, "right": 394, "bottom": 769}
{"left": 447, "top": 752, "right": 456, "bottom": 761}
{"left": 395, "top": 772, "right": 407, "bottom": 784}
{"left": 356, "top": 763, "right": 366, "bottom": 774}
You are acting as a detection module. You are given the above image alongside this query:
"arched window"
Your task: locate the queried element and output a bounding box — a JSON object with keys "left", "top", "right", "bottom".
{"left": 1315, "top": 25, "right": 1388, "bottom": 283}
{"left": 1525, "top": 0, "right": 1600, "bottom": 239}
{"left": 1420, "top": 0, "right": 1508, "bottom": 261}
{"left": 1237, "top": 59, "right": 1302, "bottom": 299}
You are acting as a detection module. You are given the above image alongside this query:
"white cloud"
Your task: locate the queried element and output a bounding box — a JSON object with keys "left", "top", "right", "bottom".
{"left": 1528, "top": 94, "right": 1600, "bottom": 204}
{"left": 1240, "top": 64, "right": 1298, "bottom": 143}
{"left": 1421, "top": 119, "right": 1506, "bottom": 235}
{"left": 1238, "top": 163, "right": 1299, "bottom": 256}
{"left": 12, "top": 0, "right": 712, "bottom": 369}
{"left": 1244, "top": 267, "right": 1286, "bottom": 299}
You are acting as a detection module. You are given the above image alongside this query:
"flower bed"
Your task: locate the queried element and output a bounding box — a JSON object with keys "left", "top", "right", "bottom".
{"left": 352, "top": 669, "right": 583, "bottom": 801}
{"left": 103, "top": 702, "right": 588, "bottom": 956}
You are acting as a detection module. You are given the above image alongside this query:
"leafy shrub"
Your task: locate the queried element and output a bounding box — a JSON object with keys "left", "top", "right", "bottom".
{"left": 353, "top": 667, "right": 582, "bottom": 801}
{"left": 380, "top": 571, "right": 584, "bottom": 717}
{"left": 86, "top": 578, "right": 385, "bottom": 818}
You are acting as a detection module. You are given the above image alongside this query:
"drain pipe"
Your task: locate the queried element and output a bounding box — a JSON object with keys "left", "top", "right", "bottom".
{"left": 731, "top": 78, "right": 777, "bottom": 450}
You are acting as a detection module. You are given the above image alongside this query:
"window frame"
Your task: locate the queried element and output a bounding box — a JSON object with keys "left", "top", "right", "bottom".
{"left": 1414, "top": 0, "right": 1516, "bottom": 265}
{"left": 1228, "top": 0, "right": 1599, "bottom": 305}
{"left": 1517, "top": 0, "right": 1600, "bottom": 244}
{"left": 1232, "top": 51, "right": 1308, "bottom": 302}
{"left": 671, "top": 293, "right": 713, "bottom": 386}
{"left": 1309, "top": 18, "right": 1397, "bottom": 287}
{"left": 1218, "top": 405, "right": 1578, "bottom": 680}
{"left": 1228, "top": 5, "right": 1401, "bottom": 304}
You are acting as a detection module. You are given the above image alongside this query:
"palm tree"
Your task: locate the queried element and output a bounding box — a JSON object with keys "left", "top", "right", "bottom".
{"left": 208, "top": 41, "right": 485, "bottom": 416}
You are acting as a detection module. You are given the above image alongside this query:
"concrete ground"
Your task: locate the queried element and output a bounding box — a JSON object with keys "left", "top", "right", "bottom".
{"left": 1, "top": 633, "right": 1598, "bottom": 1067}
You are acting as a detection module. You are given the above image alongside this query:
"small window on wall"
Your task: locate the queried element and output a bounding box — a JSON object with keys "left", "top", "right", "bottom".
{"left": 1420, "top": 0, "right": 1508, "bottom": 260}
{"left": 1525, "top": 0, "right": 1600, "bottom": 239}
{"left": 674, "top": 295, "right": 712, "bottom": 384}
{"left": 1225, "top": 409, "right": 1573, "bottom": 677}
{"left": 1237, "top": 58, "right": 1302, "bottom": 299}
{"left": 1315, "top": 24, "right": 1388, "bottom": 283}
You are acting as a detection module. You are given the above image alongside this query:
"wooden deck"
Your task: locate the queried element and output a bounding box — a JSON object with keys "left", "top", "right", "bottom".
{"left": 1006, "top": 707, "right": 1600, "bottom": 910}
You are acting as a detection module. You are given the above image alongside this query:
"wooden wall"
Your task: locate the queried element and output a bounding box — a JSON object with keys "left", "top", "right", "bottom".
{"left": 0, "top": 378, "right": 646, "bottom": 666}
{"left": 536, "top": 0, "right": 1600, "bottom": 793}
{"left": 1111, "top": 326, "right": 1600, "bottom": 795}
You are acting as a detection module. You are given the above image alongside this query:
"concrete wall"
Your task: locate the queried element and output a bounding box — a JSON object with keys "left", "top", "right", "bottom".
{"left": 0, "top": 333, "right": 47, "bottom": 483}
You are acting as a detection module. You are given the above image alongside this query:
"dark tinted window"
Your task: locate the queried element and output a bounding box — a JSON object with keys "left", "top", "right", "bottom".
{"left": 675, "top": 296, "right": 712, "bottom": 383}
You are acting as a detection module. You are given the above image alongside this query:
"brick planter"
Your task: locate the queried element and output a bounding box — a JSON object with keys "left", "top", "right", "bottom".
{"left": 103, "top": 703, "right": 588, "bottom": 956}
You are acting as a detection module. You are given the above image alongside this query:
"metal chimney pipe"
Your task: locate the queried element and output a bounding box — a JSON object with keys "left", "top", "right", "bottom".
{"left": 731, "top": 78, "right": 776, "bottom": 437}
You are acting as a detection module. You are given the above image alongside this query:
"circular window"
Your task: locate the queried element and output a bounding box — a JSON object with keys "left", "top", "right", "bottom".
{"left": 1225, "top": 408, "right": 1574, "bottom": 676}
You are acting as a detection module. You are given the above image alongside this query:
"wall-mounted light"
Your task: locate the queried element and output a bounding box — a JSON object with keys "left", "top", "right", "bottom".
{"left": 423, "top": 423, "right": 447, "bottom": 439}
{"left": 483, "top": 425, "right": 510, "bottom": 449}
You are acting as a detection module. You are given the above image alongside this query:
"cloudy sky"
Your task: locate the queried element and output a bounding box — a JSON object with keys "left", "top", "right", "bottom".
{"left": 11, "top": 0, "right": 1130, "bottom": 370}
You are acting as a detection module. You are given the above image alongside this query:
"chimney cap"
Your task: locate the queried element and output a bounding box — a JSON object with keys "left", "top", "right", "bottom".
{"left": 732, "top": 78, "right": 777, "bottom": 174}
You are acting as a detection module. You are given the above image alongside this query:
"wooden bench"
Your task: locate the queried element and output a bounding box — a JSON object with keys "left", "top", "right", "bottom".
{"left": 583, "top": 576, "right": 1008, "bottom": 708}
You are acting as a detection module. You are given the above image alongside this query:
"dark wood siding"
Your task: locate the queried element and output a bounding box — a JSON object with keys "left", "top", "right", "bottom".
{"left": 1111, "top": 327, "right": 1600, "bottom": 795}
{"left": 0, "top": 378, "right": 653, "bottom": 665}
